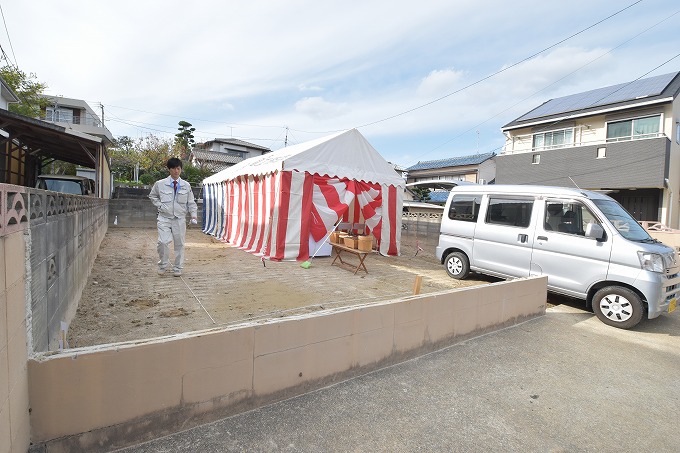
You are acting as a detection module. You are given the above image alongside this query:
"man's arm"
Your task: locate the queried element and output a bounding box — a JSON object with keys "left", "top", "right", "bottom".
{"left": 187, "top": 186, "right": 198, "bottom": 222}
{"left": 148, "top": 182, "right": 161, "bottom": 209}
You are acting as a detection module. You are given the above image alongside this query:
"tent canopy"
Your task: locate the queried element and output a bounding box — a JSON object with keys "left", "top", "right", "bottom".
{"left": 203, "top": 129, "right": 404, "bottom": 187}
{"left": 201, "top": 129, "right": 403, "bottom": 260}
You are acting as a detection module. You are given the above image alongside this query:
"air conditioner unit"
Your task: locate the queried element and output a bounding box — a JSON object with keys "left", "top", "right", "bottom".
{"left": 478, "top": 178, "right": 486, "bottom": 185}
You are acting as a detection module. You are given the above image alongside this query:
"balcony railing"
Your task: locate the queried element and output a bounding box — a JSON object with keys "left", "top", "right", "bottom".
{"left": 41, "top": 113, "right": 102, "bottom": 128}
{"left": 504, "top": 132, "right": 667, "bottom": 154}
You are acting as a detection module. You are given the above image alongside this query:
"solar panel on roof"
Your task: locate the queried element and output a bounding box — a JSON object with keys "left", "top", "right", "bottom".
{"left": 516, "top": 72, "right": 677, "bottom": 122}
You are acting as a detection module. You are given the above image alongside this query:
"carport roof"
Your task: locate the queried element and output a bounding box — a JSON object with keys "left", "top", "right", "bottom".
{"left": 0, "top": 108, "right": 102, "bottom": 168}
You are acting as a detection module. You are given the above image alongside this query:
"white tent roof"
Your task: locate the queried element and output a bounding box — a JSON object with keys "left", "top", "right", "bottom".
{"left": 202, "top": 129, "right": 405, "bottom": 187}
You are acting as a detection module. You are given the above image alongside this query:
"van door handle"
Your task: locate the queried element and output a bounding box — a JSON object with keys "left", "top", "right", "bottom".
{"left": 518, "top": 234, "right": 528, "bottom": 243}
{"left": 537, "top": 236, "right": 548, "bottom": 241}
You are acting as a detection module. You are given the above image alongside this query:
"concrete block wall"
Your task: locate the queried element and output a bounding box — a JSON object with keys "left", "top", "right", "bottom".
{"left": 28, "top": 190, "right": 108, "bottom": 352}
{"left": 28, "top": 276, "right": 547, "bottom": 452}
{"left": 109, "top": 198, "right": 204, "bottom": 228}
{"left": 1, "top": 185, "right": 30, "bottom": 453}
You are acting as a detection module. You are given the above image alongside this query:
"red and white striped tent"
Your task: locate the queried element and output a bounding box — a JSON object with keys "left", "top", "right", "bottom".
{"left": 201, "top": 129, "right": 404, "bottom": 261}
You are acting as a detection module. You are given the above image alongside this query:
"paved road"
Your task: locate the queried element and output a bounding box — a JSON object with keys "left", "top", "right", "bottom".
{"left": 116, "top": 301, "right": 680, "bottom": 453}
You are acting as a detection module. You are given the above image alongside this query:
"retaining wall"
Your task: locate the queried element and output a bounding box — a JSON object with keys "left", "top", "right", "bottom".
{"left": 1, "top": 186, "right": 30, "bottom": 453}
{"left": 28, "top": 276, "right": 547, "bottom": 452}
{"left": 1, "top": 183, "right": 108, "bottom": 453}
{"left": 109, "top": 198, "right": 204, "bottom": 228}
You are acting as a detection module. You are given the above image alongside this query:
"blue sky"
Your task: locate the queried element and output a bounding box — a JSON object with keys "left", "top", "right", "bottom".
{"left": 1, "top": 0, "right": 679, "bottom": 168}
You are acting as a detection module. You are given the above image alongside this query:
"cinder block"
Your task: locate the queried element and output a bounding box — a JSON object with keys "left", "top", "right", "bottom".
{"left": 8, "top": 370, "right": 29, "bottom": 450}
{"left": 254, "top": 311, "right": 354, "bottom": 357}
{"left": 0, "top": 399, "right": 11, "bottom": 453}
{"left": 4, "top": 232, "right": 24, "bottom": 288}
{"left": 353, "top": 303, "right": 394, "bottom": 334}
{"left": 0, "top": 293, "right": 6, "bottom": 352}
{"left": 30, "top": 260, "right": 47, "bottom": 307}
{"left": 6, "top": 282, "right": 25, "bottom": 343}
{"left": 0, "top": 342, "right": 8, "bottom": 408}
{"left": 6, "top": 317, "right": 27, "bottom": 392}
{"left": 182, "top": 361, "right": 253, "bottom": 404}
{"left": 0, "top": 238, "right": 5, "bottom": 291}
{"left": 28, "top": 302, "right": 49, "bottom": 353}
{"left": 352, "top": 325, "right": 394, "bottom": 367}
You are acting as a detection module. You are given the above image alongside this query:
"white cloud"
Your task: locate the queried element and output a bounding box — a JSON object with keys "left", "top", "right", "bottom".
{"left": 294, "top": 97, "right": 350, "bottom": 120}
{"left": 2, "top": 0, "right": 677, "bottom": 165}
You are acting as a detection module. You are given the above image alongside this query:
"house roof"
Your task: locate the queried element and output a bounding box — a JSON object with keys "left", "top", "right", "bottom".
{"left": 198, "top": 138, "right": 270, "bottom": 152}
{"left": 503, "top": 71, "right": 680, "bottom": 130}
{"left": 406, "top": 152, "right": 496, "bottom": 171}
{"left": 426, "top": 191, "right": 450, "bottom": 204}
{"left": 191, "top": 149, "right": 244, "bottom": 164}
{"left": 0, "top": 108, "right": 102, "bottom": 168}
{"left": 190, "top": 150, "right": 244, "bottom": 172}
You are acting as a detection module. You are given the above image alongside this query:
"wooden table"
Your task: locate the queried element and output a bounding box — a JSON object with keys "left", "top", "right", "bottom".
{"left": 331, "top": 243, "right": 370, "bottom": 275}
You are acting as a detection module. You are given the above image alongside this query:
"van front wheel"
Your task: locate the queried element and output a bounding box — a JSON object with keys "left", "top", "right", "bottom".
{"left": 445, "top": 252, "right": 470, "bottom": 280}
{"left": 592, "top": 286, "right": 644, "bottom": 329}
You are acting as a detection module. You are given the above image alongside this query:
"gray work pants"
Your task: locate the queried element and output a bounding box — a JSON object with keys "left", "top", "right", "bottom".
{"left": 157, "top": 217, "right": 186, "bottom": 272}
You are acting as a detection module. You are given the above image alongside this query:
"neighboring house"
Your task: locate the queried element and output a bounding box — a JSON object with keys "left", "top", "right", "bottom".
{"left": 40, "top": 95, "right": 114, "bottom": 145}
{"left": 405, "top": 152, "right": 496, "bottom": 203}
{"left": 0, "top": 76, "right": 19, "bottom": 109}
{"left": 190, "top": 138, "right": 271, "bottom": 172}
{"left": 390, "top": 163, "right": 408, "bottom": 180}
{"left": 498, "top": 71, "right": 680, "bottom": 228}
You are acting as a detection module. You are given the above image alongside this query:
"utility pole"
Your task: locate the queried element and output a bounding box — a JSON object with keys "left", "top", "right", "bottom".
{"left": 100, "top": 103, "right": 105, "bottom": 127}
{"left": 284, "top": 126, "right": 289, "bottom": 147}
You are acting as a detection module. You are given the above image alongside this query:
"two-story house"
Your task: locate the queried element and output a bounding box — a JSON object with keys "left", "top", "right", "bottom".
{"left": 405, "top": 152, "right": 496, "bottom": 203}
{"left": 190, "top": 138, "right": 271, "bottom": 172}
{"left": 41, "top": 95, "right": 114, "bottom": 145}
{"left": 497, "top": 71, "right": 680, "bottom": 228}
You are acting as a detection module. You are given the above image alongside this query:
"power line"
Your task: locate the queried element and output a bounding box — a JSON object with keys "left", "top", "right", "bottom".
{"left": 355, "top": 1, "right": 643, "bottom": 130}
{"left": 414, "top": 6, "right": 680, "bottom": 162}
{"left": 0, "top": 3, "right": 17, "bottom": 67}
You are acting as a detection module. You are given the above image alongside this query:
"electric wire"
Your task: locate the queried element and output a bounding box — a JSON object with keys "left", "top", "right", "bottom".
{"left": 0, "top": 3, "right": 17, "bottom": 67}
{"left": 101, "top": 1, "right": 649, "bottom": 154}
{"left": 415, "top": 7, "right": 680, "bottom": 162}
{"left": 355, "top": 0, "right": 644, "bottom": 129}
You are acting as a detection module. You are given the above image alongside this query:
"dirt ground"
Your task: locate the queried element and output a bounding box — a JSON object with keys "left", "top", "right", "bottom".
{"left": 67, "top": 227, "right": 497, "bottom": 349}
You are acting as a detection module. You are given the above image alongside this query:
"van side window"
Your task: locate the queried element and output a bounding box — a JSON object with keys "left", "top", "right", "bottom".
{"left": 544, "top": 200, "right": 601, "bottom": 236}
{"left": 448, "top": 195, "right": 481, "bottom": 222}
{"left": 486, "top": 197, "right": 533, "bottom": 228}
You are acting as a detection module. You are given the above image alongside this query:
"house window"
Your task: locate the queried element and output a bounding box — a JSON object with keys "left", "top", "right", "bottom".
{"left": 596, "top": 147, "right": 606, "bottom": 159}
{"left": 532, "top": 128, "right": 574, "bottom": 150}
{"left": 676, "top": 121, "right": 680, "bottom": 144}
{"left": 225, "top": 150, "right": 246, "bottom": 158}
{"left": 45, "top": 107, "right": 74, "bottom": 124}
{"left": 606, "top": 114, "right": 660, "bottom": 142}
{"left": 532, "top": 154, "right": 540, "bottom": 164}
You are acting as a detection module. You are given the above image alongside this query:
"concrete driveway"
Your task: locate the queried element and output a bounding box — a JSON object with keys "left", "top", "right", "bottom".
{"left": 117, "top": 301, "right": 680, "bottom": 452}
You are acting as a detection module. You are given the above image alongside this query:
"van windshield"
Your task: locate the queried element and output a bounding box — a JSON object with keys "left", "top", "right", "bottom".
{"left": 592, "top": 199, "right": 653, "bottom": 242}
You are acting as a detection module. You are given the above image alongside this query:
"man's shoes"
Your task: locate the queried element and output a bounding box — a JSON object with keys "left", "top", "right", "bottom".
{"left": 157, "top": 268, "right": 167, "bottom": 275}
{"left": 173, "top": 270, "right": 182, "bottom": 277}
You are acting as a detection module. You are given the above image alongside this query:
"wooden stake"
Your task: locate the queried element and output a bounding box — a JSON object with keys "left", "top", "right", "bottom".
{"left": 413, "top": 275, "right": 423, "bottom": 295}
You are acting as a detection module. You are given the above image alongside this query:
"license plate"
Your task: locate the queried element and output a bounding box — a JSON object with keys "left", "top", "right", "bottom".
{"left": 669, "top": 298, "right": 677, "bottom": 313}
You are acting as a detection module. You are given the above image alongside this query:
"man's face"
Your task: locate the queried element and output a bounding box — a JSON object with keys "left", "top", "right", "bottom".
{"left": 168, "top": 166, "right": 182, "bottom": 180}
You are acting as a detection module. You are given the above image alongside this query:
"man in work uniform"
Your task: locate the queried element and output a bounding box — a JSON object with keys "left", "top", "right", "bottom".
{"left": 148, "top": 158, "right": 198, "bottom": 277}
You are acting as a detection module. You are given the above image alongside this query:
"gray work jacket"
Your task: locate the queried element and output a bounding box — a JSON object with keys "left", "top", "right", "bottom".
{"left": 148, "top": 176, "right": 198, "bottom": 220}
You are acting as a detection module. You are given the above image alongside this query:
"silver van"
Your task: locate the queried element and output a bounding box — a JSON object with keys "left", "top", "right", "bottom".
{"left": 435, "top": 185, "right": 679, "bottom": 329}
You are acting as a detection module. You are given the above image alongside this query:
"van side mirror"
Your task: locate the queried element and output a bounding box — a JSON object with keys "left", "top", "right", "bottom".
{"left": 585, "top": 223, "right": 604, "bottom": 240}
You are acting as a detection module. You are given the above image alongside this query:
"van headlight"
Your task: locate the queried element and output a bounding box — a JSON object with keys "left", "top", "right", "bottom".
{"left": 638, "top": 251, "right": 664, "bottom": 273}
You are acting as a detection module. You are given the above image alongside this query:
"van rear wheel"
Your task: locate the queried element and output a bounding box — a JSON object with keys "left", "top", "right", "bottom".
{"left": 592, "top": 286, "right": 644, "bottom": 329}
{"left": 445, "top": 252, "right": 470, "bottom": 280}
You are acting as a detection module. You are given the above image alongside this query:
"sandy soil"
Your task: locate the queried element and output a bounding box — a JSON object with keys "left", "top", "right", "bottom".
{"left": 67, "top": 227, "right": 497, "bottom": 349}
